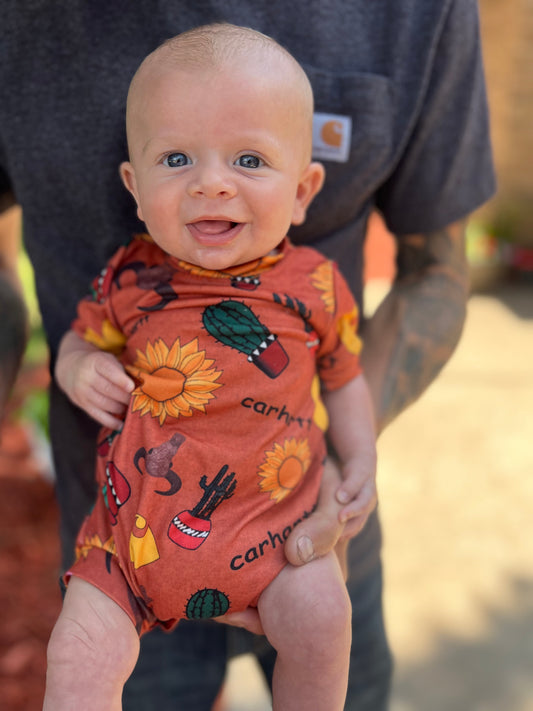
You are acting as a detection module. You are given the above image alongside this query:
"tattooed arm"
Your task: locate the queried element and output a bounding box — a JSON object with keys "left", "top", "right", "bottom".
{"left": 360, "top": 218, "right": 470, "bottom": 435}
{"left": 284, "top": 218, "right": 470, "bottom": 565}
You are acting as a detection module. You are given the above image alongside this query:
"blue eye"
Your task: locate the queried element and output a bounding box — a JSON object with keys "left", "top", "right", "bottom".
{"left": 164, "top": 152, "right": 190, "bottom": 168}
{"left": 237, "top": 154, "right": 262, "bottom": 169}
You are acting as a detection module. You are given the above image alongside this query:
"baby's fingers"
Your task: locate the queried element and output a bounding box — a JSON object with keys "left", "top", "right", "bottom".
{"left": 94, "top": 377, "right": 133, "bottom": 408}
{"left": 94, "top": 357, "right": 135, "bottom": 404}
{"left": 337, "top": 478, "right": 377, "bottom": 525}
{"left": 84, "top": 393, "right": 127, "bottom": 430}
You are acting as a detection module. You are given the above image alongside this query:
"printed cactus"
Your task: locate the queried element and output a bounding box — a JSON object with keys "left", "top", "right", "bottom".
{"left": 202, "top": 300, "right": 267, "bottom": 353}
{"left": 192, "top": 464, "right": 236, "bottom": 518}
{"left": 202, "top": 300, "right": 288, "bottom": 378}
{"left": 273, "top": 292, "right": 312, "bottom": 327}
{"left": 185, "top": 588, "right": 230, "bottom": 619}
{"left": 168, "top": 465, "right": 236, "bottom": 550}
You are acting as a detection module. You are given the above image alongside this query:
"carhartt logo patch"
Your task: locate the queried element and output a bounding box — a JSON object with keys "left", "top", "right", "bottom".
{"left": 312, "top": 113, "right": 352, "bottom": 163}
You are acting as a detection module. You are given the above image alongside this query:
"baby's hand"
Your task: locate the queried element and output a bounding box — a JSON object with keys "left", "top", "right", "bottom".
{"left": 56, "top": 337, "right": 134, "bottom": 429}
{"left": 335, "top": 444, "right": 377, "bottom": 540}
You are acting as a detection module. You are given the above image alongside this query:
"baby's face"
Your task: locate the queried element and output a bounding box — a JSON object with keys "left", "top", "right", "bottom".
{"left": 120, "top": 59, "right": 323, "bottom": 271}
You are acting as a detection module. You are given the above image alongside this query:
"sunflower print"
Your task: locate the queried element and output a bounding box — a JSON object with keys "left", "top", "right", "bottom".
{"left": 310, "top": 375, "right": 329, "bottom": 432}
{"left": 337, "top": 306, "right": 362, "bottom": 355}
{"left": 258, "top": 438, "right": 311, "bottom": 502}
{"left": 310, "top": 261, "right": 335, "bottom": 313}
{"left": 127, "top": 337, "right": 222, "bottom": 425}
{"left": 83, "top": 319, "right": 127, "bottom": 355}
{"left": 75, "top": 533, "right": 116, "bottom": 561}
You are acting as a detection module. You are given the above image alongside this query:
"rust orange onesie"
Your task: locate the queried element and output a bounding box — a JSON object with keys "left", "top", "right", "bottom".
{"left": 67, "top": 235, "right": 362, "bottom": 633}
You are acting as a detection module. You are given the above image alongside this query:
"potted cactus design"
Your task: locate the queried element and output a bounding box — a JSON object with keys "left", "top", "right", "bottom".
{"left": 230, "top": 274, "right": 260, "bottom": 291}
{"left": 103, "top": 461, "right": 131, "bottom": 525}
{"left": 168, "top": 464, "right": 236, "bottom": 550}
{"left": 91, "top": 265, "right": 114, "bottom": 303}
{"left": 202, "top": 300, "right": 288, "bottom": 378}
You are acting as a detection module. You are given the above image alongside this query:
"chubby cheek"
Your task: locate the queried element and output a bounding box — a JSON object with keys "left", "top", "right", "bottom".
{"left": 137, "top": 186, "right": 180, "bottom": 234}
{"left": 255, "top": 188, "right": 298, "bottom": 235}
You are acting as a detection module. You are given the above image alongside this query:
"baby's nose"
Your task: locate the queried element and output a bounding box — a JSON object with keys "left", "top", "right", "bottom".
{"left": 187, "top": 163, "right": 237, "bottom": 199}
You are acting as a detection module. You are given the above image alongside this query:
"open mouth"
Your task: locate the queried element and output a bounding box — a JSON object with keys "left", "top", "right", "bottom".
{"left": 193, "top": 220, "right": 238, "bottom": 232}
{"left": 187, "top": 220, "right": 243, "bottom": 244}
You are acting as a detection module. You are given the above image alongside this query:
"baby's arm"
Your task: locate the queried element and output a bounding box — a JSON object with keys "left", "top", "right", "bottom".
{"left": 55, "top": 330, "right": 134, "bottom": 430}
{"left": 322, "top": 373, "right": 377, "bottom": 530}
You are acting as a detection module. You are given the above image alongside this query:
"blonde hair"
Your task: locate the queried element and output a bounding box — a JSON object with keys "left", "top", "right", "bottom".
{"left": 126, "top": 23, "right": 314, "bottom": 149}
{"left": 158, "top": 23, "right": 298, "bottom": 70}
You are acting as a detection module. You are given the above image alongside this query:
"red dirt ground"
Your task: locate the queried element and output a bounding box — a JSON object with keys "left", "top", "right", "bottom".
{"left": 0, "top": 369, "right": 61, "bottom": 710}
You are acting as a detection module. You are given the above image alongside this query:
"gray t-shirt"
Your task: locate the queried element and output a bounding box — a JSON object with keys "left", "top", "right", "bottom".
{"left": 0, "top": 0, "right": 495, "bottom": 572}
{"left": 0, "top": 0, "right": 495, "bottom": 356}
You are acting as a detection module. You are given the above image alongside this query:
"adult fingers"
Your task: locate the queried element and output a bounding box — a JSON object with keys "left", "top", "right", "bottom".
{"left": 214, "top": 608, "right": 264, "bottom": 636}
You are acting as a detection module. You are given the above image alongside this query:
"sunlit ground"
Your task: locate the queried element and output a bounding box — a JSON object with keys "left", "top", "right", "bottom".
{"left": 222, "top": 279, "right": 533, "bottom": 711}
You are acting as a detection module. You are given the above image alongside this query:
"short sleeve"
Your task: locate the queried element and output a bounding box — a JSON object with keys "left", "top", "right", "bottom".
{"left": 376, "top": 0, "right": 496, "bottom": 234}
{"left": 316, "top": 262, "right": 363, "bottom": 391}
{"left": 72, "top": 246, "right": 128, "bottom": 355}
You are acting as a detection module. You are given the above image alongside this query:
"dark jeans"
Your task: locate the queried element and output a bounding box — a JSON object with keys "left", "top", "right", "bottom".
{"left": 50, "top": 384, "right": 393, "bottom": 710}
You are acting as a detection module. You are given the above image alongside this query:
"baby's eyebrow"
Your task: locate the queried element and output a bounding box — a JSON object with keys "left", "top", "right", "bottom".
{"left": 141, "top": 136, "right": 181, "bottom": 156}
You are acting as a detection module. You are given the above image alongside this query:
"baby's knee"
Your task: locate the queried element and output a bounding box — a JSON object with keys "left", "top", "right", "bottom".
{"left": 267, "top": 557, "right": 352, "bottom": 655}
{"left": 308, "top": 576, "right": 352, "bottom": 646}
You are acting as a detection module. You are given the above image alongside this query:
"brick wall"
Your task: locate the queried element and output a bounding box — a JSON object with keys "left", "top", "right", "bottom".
{"left": 478, "top": 0, "right": 533, "bottom": 245}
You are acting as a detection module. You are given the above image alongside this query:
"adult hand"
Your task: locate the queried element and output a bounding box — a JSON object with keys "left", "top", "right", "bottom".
{"left": 214, "top": 607, "right": 265, "bottom": 636}
{"left": 284, "top": 456, "right": 376, "bottom": 567}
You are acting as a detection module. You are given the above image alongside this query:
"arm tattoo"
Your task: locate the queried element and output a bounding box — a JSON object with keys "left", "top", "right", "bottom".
{"left": 369, "top": 220, "right": 469, "bottom": 430}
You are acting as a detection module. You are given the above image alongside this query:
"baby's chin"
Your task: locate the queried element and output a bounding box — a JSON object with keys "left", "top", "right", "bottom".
{"left": 178, "top": 248, "right": 245, "bottom": 273}
{"left": 183, "top": 245, "right": 270, "bottom": 273}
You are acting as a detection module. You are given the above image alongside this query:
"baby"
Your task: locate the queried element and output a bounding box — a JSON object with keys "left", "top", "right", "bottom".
{"left": 44, "top": 24, "right": 376, "bottom": 711}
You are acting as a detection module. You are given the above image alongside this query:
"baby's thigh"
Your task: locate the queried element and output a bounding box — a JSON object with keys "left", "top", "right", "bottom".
{"left": 51, "top": 577, "right": 140, "bottom": 679}
{"left": 257, "top": 553, "right": 351, "bottom": 653}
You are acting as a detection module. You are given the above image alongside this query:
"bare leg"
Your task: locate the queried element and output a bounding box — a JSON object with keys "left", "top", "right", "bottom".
{"left": 257, "top": 552, "right": 351, "bottom": 711}
{"left": 44, "top": 577, "right": 140, "bottom": 711}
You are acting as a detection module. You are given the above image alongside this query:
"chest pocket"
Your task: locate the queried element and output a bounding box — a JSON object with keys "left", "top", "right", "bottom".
{"left": 297, "top": 67, "right": 395, "bottom": 241}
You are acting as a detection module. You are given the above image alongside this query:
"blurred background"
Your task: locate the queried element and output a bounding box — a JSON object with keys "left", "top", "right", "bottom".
{"left": 1, "top": 1, "right": 532, "bottom": 708}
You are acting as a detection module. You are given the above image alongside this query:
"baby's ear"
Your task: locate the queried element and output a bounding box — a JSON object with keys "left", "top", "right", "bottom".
{"left": 291, "top": 162, "right": 325, "bottom": 226}
{"left": 119, "top": 162, "right": 143, "bottom": 221}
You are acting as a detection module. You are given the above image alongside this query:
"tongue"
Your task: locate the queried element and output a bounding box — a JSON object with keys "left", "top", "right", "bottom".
{"left": 192, "top": 220, "right": 233, "bottom": 234}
